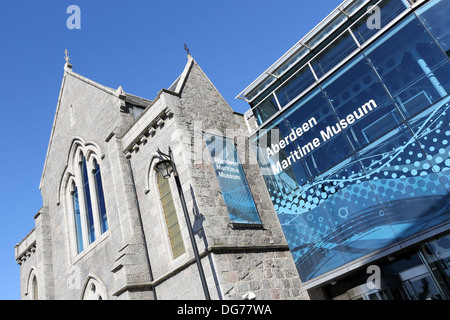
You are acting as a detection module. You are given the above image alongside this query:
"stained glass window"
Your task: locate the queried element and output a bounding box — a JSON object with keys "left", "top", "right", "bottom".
{"left": 157, "top": 170, "right": 186, "bottom": 259}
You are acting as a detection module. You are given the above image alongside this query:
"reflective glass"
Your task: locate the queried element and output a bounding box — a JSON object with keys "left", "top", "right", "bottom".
{"left": 275, "top": 46, "right": 309, "bottom": 77}
{"left": 283, "top": 203, "right": 345, "bottom": 281}
{"left": 407, "top": 96, "right": 450, "bottom": 190}
{"left": 416, "top": 0, "right": 450, "bottom": 57}
{"left": 246, "top": 76, "right": 276, "bottom": 102}
{"left": 351, "top": 0, "right": 407, "bottom": 44}
{"left": 283, "top": 88, "right": 353, "bottom": 177}
{"left": 275, "top": 65, "right": 316, "bottom": 108}
{"left": 310, "top": 31, "right": 358, "bottom": 78}
{"left": 365, "top": 15, "right": 450, "bottom": 119}
{"left": 252, "top": 94, "right": 279, "bottom": 125}
{"left": 72, "top": 182, "right": 84, "bottom": 254}
{"left": 357, "top": 125, "right": 449, "bottom": 240}
{"left": 81, "top": 156, "right": 95, "bottom": 244}
{"left": 251, "top": 116, "right": 310, "bottom": 194}
{"left": 420, "top": 234, "right": 450, "bottom": 299}
{"left": 307, "top": 14, "right": 348, "bottom": 48}
{"left": 408, "top": 276, "right": 442, "bottom": 300}
{"left": 319, "top": 156, "right": 398, "bottom": 265}
{"left": 252, "top": 0, "right": 450, "bottom": 283}
{"left": 93, "top": 160, "right": 108, "bottom": 234}
{"left": 321, "top": 54, "right": 403, "bottom": 150}
{"left": 304, "top": 134, "right": 351, "bottom": 178}
{"left": 344, "top": 0, "right": 367, "bottom": 16}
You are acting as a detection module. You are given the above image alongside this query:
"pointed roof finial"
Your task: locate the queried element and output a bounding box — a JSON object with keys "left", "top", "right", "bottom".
{"left": 64, "top": 49, "right": 70, "bottom": 63}
{"left": 184, "top": 43, "right": 190, "bottom": 56}
{"left": 64, "top": 49, "right": 72, "bottom": 70}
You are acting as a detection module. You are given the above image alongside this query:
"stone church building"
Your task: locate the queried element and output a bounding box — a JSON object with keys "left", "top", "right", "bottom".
{"left": 14, "top": 54, "right": 308, "bottom": 300}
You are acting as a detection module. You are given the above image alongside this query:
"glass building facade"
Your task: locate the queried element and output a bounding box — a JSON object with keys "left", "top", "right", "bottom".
{"left": 243, "top": 0, "right": 450, "bottom": 299}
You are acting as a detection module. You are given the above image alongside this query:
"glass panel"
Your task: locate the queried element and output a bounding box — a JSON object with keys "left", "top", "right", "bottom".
{"left": 252, "top": 118, "right": 310, "bottom": 195}
{"left": 251, "top": 5, "right": 450, "bottom": 284}
{"left": 275, "top": 46, "right": 309, "bottom": 77}
{"left": 365, "top": 15, "right": 450, "bottom": 119}
{"left": 250, "top": 122, "right": 312, "bottom": 255}
{"left": 416, "top": 0, "right": 450, "bottom": 57}
{"left": 72, "top": 182, "right": 84, "bottom": 253}
{"left": 321, "top": 54, "right": 404, "bottom": 150}
{"left": 307, "top": 13, "right": 348, "bottom": 48}
{"left": 407, "top": 96, "right": 450, "bottom": 190}
{"left": 283, "top": 88, "right": 353, "bottom": 177}
{"left": 351, "top": 0, "right": 408, "bottom": 44}
{"left": 409, "top": 275, "right": 442, "bottom": 300}
{"left": 81, "top": 157, "right": 95, "bottom": 244}
{"left": 403, "top": 282, "right": 418, "bottom": 299}
{"left": 389, "top": 287, "right": 409, "bottom": 300}
{"left": 252, "top": 94, "right": 279, "bottom": 125}
{"left": 283, "top": 203, "right": 343, "bottom": 282}
{"left": 367, "top": 290, "right": 392, "bottom": 300}
{"left": 420, "top": 234, "right": 450, "bottom": 299}
{"left": 246, "top": 76, "right": 276, "bottom": 102}
{"left": 157, "top": 171, "right": 186, "bottom": 259}
{"left": 250, "top": 116, "right": 349, "bottom": 281}
{"left": 367, "top": 292, "right": 378, "bottom": 300}
{"left": 344, "top": 0, "right": 367, "bottom": 16}
{"left": 310, "top": 31, "right": 359, "bottom": 78}
{"left": 357, "top": 124, "right": 449, "bottom": 241}
{"left": 93, "top": 160, "right": 108, "bottom": 234}
{"left": 319, "top": 156, "right": 398, "bottom": 265}
{"left": 275, "top": 65, "right": 316, "bottom": 108}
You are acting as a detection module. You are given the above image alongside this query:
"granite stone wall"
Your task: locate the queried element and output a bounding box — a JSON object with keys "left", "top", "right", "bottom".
{"left": 15, "top": 59, "right": 309, "bottom": 300}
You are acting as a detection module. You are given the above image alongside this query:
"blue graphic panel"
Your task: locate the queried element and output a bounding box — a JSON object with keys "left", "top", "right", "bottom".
{"left": 251, "top": 0, "right": 450, "bottom": 282}
{"left": 254, "top": 98, "right": 450, "bottom": 282}
{"left": 358, "top": 122, "right": 449, "bottom": 241}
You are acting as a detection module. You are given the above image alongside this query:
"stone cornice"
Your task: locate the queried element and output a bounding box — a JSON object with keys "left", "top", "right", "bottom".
{"left": 15, "top": 240, "right": 36, "bottom": 266}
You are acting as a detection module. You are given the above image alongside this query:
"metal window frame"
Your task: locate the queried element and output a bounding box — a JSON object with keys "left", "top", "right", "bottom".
{"left": 237, "top": 0, "right": 372, "bottom": 103}
{"left": 240, "top": 0, "right": 425, "bottom": 107}
{"left": 247, "top": 0, "right": 428, "bottom": 136}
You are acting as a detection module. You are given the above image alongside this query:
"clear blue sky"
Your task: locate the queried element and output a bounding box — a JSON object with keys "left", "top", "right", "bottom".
{"left": 0, "top": 0, "right": 341, "bottom": 300}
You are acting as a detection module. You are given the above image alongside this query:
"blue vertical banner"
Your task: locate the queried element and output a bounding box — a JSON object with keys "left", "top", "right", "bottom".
{"left": 204, "top": 132, "right": 262, "bottom": 225}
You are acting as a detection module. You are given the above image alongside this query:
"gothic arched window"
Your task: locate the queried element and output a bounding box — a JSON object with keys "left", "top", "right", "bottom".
{"left": 156, "top": 169, "right": 185, "bottom": 259}
{"left": 64, "top": 139, "right": 109, "bottom": 256}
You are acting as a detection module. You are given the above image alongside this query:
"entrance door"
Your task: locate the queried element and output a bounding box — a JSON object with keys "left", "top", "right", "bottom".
{"left": 329, "top": 233, "right": 450, "bottom": 300}
{"left": 333, "top": 264, "right": 443, "bottom": 300}
{"left": 332, "top": 283, "right": 397, "bottom": 300}
{"left": 398, "top": 264, "right": 443, "bottom": 300}
{"left": 402, "top": 274, "right": 442, "bottom": 300}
